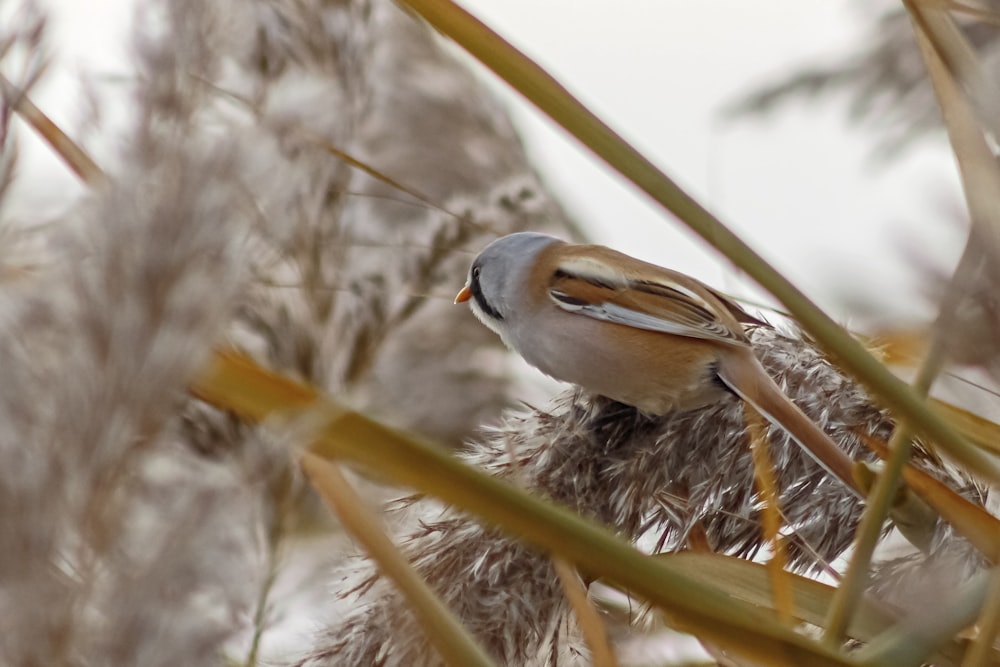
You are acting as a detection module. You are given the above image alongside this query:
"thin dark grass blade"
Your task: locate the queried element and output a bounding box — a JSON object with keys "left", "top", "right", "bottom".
{"left": 1, "top": 74, "right": 104, "bottom": 184}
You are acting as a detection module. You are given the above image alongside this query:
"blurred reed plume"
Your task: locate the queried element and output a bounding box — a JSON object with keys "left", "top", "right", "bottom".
{"left": 730, "top": 1, "right": 1000, "bottom": 154}
{"left": 0, "top": 1, "right": 259, "bottom": 663}
{"left": 2, "top": 0, "right": 998, "bottom": 666}
{"left": 1, "top": 0, "right": 574, "bottom": 662}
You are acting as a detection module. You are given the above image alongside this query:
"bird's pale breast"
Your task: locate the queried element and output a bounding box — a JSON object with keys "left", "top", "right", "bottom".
{"left": 515, "top": 304, "right": 730, "bottom": 414}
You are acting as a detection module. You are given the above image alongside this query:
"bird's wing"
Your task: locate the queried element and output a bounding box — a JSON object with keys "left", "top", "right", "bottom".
{"left": 547, "top": 247, "right": 748, "bottom": 346}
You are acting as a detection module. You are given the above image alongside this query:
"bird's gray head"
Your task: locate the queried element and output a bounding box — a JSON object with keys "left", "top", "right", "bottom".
{"left": 463, "top": 232, "right": 562, "bottom": 328}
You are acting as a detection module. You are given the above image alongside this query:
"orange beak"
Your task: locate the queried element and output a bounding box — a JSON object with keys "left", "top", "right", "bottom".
{"left": 454, "top": 284, "right": 472, "bottom": 304}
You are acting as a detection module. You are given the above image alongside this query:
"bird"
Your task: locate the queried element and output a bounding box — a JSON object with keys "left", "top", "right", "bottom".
{"left": 455, "top": 231, "right": 862, "bottom": 497}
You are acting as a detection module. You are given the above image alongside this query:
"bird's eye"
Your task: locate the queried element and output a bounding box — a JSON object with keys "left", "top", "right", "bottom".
{"left": 471, "top": 266, "right": 481, "bottom": 282}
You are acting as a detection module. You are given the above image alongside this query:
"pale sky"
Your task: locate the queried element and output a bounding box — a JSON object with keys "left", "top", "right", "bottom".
{"left": 21, "top": 0, "right": 967, "bottom": 325}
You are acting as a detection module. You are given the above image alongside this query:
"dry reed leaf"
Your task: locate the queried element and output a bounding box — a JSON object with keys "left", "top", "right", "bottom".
{"left": 300, "top": 452, "right": 497, "bottom": 667}
{"left": 931, "top": 400, "right": 1000, "bottom": 456}
{"left": 0, "top": 74, "right": 104, "bottom": 184}
{"left": 859, "top": 430, "right": 1000, "bottom": 562}
{"left": 865, "top": 327, "right": 930, "bottom": 367}
{"left": 745, "top": 402, "right": 794, "bottom": 626}
{"left": 553, "top": 558, "right": 619, "bottom": 667}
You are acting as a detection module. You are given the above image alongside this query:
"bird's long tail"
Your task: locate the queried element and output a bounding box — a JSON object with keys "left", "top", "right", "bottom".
{"left": 717, "top": 348, "right": 864, "bottom": 499}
